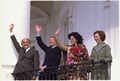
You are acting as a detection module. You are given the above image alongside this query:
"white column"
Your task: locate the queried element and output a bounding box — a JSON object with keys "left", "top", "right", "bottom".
{"left": 0, "top": 0, "right": 30, "bottom": 80}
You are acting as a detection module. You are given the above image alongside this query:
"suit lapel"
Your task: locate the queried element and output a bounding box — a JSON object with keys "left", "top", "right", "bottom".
{"left": 20, "top": 46, "right": 35, "bottom": 60}
{"left": 25, "top": 48, "right": 33, "bottom": 55}
{"left": 25, "top": 46, "right": 35, "bottom": 55}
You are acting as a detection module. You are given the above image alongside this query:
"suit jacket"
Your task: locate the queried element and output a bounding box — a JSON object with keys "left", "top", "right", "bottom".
{"left": 36, "top": 36, "right": 61, "bottom": 67}
{"left": 11, "top": 35, "right": 39, "bottom": 77}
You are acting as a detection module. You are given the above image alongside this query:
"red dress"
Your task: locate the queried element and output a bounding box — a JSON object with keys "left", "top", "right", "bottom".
{"left": 65, "top": 45, "right": 89, "bottom": 64}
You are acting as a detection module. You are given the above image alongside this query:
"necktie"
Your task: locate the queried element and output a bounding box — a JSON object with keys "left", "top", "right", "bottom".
{"left": 50, "top": 46, "right": 52, "bottom": 49}
{"left": 24, "top": 49, "right": 26, "bottom": 53}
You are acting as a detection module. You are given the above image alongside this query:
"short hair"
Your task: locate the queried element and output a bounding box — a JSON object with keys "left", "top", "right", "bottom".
{"left": 68, "top": 32, "right": 83, "bottom": 44}
{"left": 94, "top": 30, "right": 106, "bottom": 41}
{"left": 50, "top": 36, "right": 57, "bottom": 41}
{"left": 21, "top": 38, "right": 31, "bottom": 45}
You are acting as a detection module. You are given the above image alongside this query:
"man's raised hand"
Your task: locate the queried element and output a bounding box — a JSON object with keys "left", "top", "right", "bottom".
{"left": 9, "top": 23, "right": 14, "bottom": 32}
{"left": 35, "top": 25, "right": 42, "bottom": 33}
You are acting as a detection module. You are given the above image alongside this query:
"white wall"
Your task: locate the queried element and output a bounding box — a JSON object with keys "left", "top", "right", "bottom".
{"left": 74, "top": 1, "right": 119, "bottom": 58}
{"left": 0, "top": 0, "right": 30, "bottom": 80}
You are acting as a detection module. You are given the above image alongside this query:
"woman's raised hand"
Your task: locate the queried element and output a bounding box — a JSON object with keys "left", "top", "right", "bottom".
{"left": 55, "top": 28, "right": 60, "bottom": 37}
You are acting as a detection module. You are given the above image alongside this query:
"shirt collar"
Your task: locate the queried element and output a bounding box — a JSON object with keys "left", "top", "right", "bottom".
{"left": 51, "top": 45, "right": 57, "bottom": 48}
{"left": 25, "top": 47, "right": 30, "bottom": 52}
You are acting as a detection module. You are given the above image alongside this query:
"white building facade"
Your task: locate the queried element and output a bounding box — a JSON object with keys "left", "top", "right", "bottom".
{"left": 0, "top": 0, "right": 119, "bottom": 80}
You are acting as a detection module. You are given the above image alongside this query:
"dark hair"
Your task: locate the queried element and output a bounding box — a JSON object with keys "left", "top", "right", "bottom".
{"left": 68, "top": 32, "right": 83, "bottom": 44}
{"left": 94, "top": 30, "right": 106, "bottom": 41}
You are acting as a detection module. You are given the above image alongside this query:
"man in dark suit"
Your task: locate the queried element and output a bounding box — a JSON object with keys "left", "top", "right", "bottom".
{"left": 9, "top": 23, "right": 39, "bottom": 80}
{"left": 35, "top": 25, "right": 61, "bottom": 80}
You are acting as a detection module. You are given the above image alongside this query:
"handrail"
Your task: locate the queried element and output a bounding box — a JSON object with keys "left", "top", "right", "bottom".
{"left": 11, "top": 60, "right": 112, "bottom": 80}
{"left": 12, "top": 60, "right": 112, "bottom": 74}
